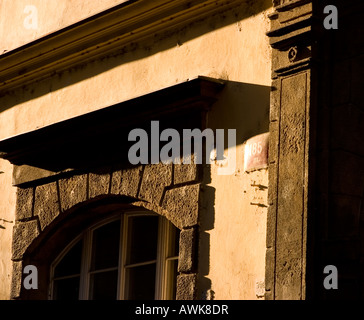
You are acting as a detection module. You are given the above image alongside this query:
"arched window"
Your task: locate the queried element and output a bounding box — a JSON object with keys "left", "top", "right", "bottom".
{"left": 49, "top": 211, "right": 180, "bottom": 300}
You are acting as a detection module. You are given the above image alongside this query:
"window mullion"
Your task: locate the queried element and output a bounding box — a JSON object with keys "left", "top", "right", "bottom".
{"left": 79, "top": 230, "right": 92, "bottom": 300}
{"left": 124, "top": 260, "right": 157, "bottom": 269}
{"left": 119, "top": 213, "right": 128, "bottom": 300}
{"left": 156, "top": 216, "right": 167, "bottom": 300}
{"left": 116, "top": 213, "right": 124, "bottom": 300}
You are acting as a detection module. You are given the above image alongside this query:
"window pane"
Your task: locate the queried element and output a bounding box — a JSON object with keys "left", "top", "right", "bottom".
{"left": 91, "top": 220, "right": 120, "bottom": 271}
{"left": 53, "top": 277, "right": 80, "bottom": 300}
{"left": 126, "top": 215, "right": 158, "bottom": 265}
{"left": 89, "top": 270, "right": 118, "bottom": 300}
{"left": 54, "top": 240, "right": 82, "bottom": 278}
{"left": 125, "top": 263, "right": 156, "bottom": 300}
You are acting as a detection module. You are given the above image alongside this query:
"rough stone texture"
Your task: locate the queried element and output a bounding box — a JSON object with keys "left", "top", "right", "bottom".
{"left": 266, "top": 0, "right": 311, "bottom": 300}
{"left": 178, "top": 228, "right": 196, "bottom": 273}
{"left": 10, "top": 261, "right": 22, "bottom": 299}
{"left": 111, "top": 166, "right": 143, "bottom": 198}
{"left": 274, "top": 73, "right": 307, "bottom": 300}
{"left": 174, "top": 155, "right": 199, "bottom": 185}
{"left": 89, "top": 168, "right": 111, "bottom": 198}
{"left": 110, "top": 169, "right": 122, "bottom": 195}
{"left": 120, "top": 166, "right": 143, "bottom": 198}
{"left": 59, "top": 174, "right": 87, "bottom": 211}
{"left": 176, "top": 274, "right": 197, "bottom": 300}
{"left": 34, "top": 182, "right": 60, "bottom": 230}
{"left": 139, "top": 163, "right": 172, "bottom": 205}
{"left": 15, "top": 187, "right": 33, "bottom": 221}
{"left": 12, "top": 220, "right": 40, "bottom": 260}
{"left": 162, "top": 184, "right": 200, "bottom": 229}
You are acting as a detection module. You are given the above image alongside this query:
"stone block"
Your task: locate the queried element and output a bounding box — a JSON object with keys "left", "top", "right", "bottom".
{"left": 111, "top": 166, "right": 143, "bottom": 198}
{"left": 120, "top": 166, "right": 143, "bottom": 198}
{"left": 176, "top": 274, "right": 197, "bottom": 300}
{"left": 34, "top": 182, "right": 60, "bottom": 230}
{"left": 12, "top": 220, "right": 40, "bottom": 260}
{"left": 269, "top": 79, "right": 280, "bottom": 122}
{"left": 174, "top": 154, "right": 199, "bottom": 185}
{"left": 10, "top": 261, "right": 22, "bottom": 299}
{"left": 139, "top": 163, "right": 172, "bottom": 205}
{"left": 178, "top": 228, "right": 196, "bottom": 273}
{"left": 15, "top": 187, "right": 33, "bottom": 221}
{"left": 110, "top": 169, "right": 122, "bottom": 195}
{"left": 162, "top": 184, "right": 200, "bottom": 229}
{"left": 267, "top": 163, "right": 277, "bottom": 206}
{"left": 89, "top": 167, "right": 111, "bottom": 198}
{"left": 59, "top": 174, "right": 87, "bottom": 212}
{"left": 275, "top": 251, "right": 302, "bottom": 300}
{"left": 268, "top": 121, "right": 279, "bottom": 163}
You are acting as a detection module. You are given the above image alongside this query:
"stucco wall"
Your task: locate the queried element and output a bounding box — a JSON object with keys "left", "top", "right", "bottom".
{"left": 0, "top": 160, "right": 15, "bottom": 299}
{"left": 0, "top": 0, "right": 127, "bottom": 54}
{"left": 0, "top": 0, "right": 272, "bottom": 299}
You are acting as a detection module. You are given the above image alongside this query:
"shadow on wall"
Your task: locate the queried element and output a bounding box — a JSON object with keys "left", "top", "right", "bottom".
{"left": 0, "top": 0, "right": 272, "bottom": 112}
{"left": 196, "top": 80, "right": 270, "bottom": 299}
{"left": 209, "top": 80, "right": 271, "bottom": 143}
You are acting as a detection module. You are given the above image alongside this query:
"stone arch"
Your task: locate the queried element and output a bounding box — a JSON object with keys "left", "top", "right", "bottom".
{"left": 11, "top": 161, "right": 201, "bottom": 300}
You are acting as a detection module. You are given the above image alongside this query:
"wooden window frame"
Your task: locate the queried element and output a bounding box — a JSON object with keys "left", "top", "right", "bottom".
{"left": 49, "top": 210, "right": 179, "bottom": 300}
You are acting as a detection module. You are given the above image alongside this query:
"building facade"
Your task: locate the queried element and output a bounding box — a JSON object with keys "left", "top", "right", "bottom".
{"left": 0, "top": 0, "right": 363, "bottom": 300}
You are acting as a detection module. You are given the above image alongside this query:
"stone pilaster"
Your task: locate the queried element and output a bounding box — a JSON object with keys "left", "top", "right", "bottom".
{"left": 265, "top": 0, "right": 313, "bottom": 300}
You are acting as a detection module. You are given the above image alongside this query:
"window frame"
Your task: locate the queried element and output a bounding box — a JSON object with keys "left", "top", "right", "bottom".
{"left": 48, "top": 210, "right": 179, "bottom": 300}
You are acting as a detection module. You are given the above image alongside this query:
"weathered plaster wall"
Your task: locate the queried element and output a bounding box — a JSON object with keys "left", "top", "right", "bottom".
{"left": 199, "top": 76, "right": 270, "bottom": 299}
{"left": 0, "top": 160, "right": 15, "bottom": 299}
{"left": 0, "top": 0, "right": 272, "bottom": 299}
{"left": 0, "top": 0, "right": 127, "bottom": 54}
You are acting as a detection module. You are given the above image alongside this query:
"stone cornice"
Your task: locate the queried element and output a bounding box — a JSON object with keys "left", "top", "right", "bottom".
{"left": 266, "top": 0, "right": 312, "bottom": 78}
{"left": 267, "top": 0, "right": 312, "bottom": 49}
{"left": 0, "top": 0, "right": 239, "bottom": 93}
